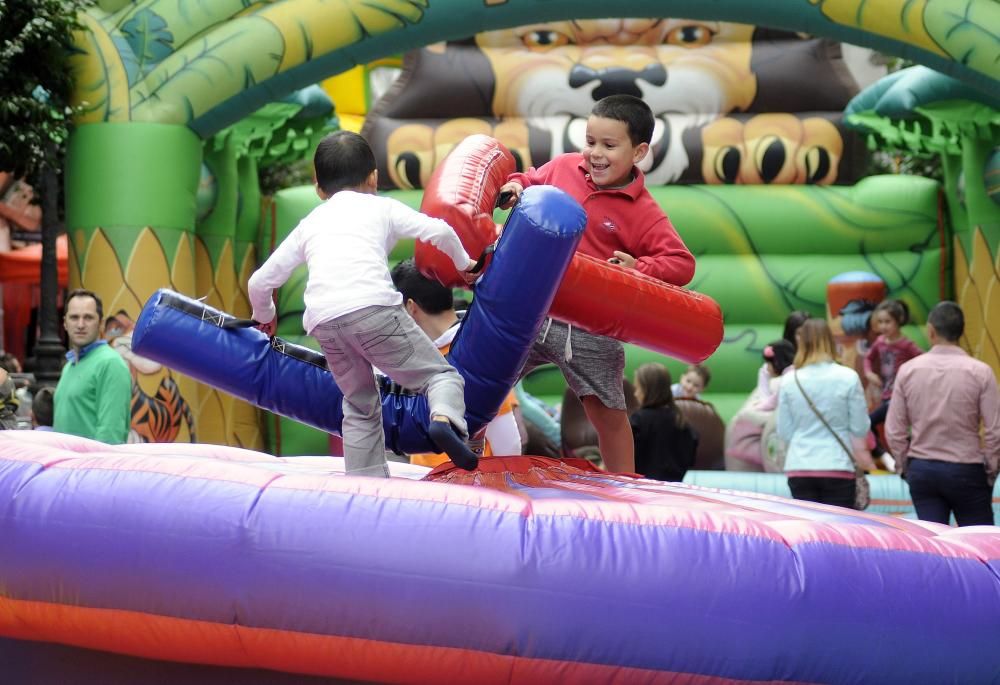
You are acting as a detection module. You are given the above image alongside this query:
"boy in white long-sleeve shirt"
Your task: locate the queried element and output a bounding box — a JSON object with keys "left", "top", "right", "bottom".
{"left": 248, "top": 131, "right": 480, "bottom": 477}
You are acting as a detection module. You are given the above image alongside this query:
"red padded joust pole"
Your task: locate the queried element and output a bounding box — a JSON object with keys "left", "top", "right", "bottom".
{"left": 416, "top": 136, "right": 724, "bottom": 363}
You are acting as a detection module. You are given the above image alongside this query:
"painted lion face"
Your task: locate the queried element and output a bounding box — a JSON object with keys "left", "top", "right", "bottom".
{"left": 475, "top": 19, "right": 756, "bottom": 183}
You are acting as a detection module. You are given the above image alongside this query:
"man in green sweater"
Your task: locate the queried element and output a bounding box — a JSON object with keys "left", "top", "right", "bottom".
{"left": 53, "top": 289, "right": 132, "bottom": 444}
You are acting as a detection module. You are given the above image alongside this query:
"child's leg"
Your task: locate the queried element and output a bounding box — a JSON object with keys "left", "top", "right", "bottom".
{"left": 312, "top": 314, "right": 390, "bottom": 478}
{"left": 580, "top": 397, "right": 635, "bottom": 473}
{"left": 373, "top": 306, "right": 477, "bottom": 470}
{"left": 531, "top": 321, "right": 634, "bottom": 473}
{"left": 869, "top": 399, "right": 890, "bottom": 455}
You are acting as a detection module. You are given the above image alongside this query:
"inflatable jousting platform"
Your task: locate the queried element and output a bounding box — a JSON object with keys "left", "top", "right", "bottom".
{"left": 1, "top": 432, "right": 999, "bottom": 683}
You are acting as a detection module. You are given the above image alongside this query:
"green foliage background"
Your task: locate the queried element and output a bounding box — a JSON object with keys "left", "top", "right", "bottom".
{"left": 0, "top": 0, "right": 93, "bottom": 183}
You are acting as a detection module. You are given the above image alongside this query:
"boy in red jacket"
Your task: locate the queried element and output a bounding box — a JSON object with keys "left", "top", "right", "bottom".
{"left": 499, "top": 94, "right": 695, "bottom": 473}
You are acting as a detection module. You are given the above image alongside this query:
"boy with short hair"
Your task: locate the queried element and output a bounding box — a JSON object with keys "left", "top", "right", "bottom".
{"left": 31, "top": 386, "right": 55, "bottom": 431}
{"left": 390, "top": 259, "right": 522, "bottom": 465}
{"left": 249, "top": 131, "right": 481, "bottom": 477}
{"left": 498, "top": 94, "right": 695, "bottom": 473}
{"left": 673, "top": 364, "right": 711, "bottom": 400}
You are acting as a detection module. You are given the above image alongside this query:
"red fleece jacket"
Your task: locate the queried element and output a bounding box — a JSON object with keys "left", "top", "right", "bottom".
{"left": 508, "top": 153, "right": 695, "bottom": 286}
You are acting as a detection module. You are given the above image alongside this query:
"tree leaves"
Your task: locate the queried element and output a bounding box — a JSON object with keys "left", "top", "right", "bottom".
{"left": 0, "top": 0, "right": 94, "bottom": 180}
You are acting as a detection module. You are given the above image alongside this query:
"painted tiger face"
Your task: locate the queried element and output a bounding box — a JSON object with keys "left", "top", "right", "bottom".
{"left": 475, "top": 18, "right": 757, "bottom": 182}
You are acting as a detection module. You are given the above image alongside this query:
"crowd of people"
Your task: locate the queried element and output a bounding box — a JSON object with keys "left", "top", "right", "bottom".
{"left": 2, "top": 93, "right": 996, "bottom": 528}
{"left": 717, "top": 300, "right": 998, "bottom": 526}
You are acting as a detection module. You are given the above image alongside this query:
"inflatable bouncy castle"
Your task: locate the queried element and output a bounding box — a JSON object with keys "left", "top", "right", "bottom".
{"left": 51, "top": 0, "right": 1000, "bottom": 451}
{"left": 4, "top": 4, "right": 999, "bottom": 680}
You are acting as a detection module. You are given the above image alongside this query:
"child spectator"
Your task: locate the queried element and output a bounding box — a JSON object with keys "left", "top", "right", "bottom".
{"left": 724, "top": 340, "right": 796, "bottom": 471}
{"left": 752, "top": 340, "right": 797, "bottom": 411}
{"left": 30, "top": 386, "right": 54, "bottom": 431}
{"left": 248, "top": 131, "right": 481, "bottom": 477}
{"left": 498, "top": 94, "right": 695, "bottom": 473}
{"left": 630, "top": 363, "right": 698, "bottom": 481}
{"left": 390, "top": 259, "right": 521, "bottom": 465}
{"left": 672, "top": 364, "right": 711, "bottom": 400}
{"left": 783, "top": 310, "right": 812, "bottom": 347}
{"left": 864, "top": 299, "right": 922, "bottom": 455}
{"left": 0, "top": 362, "right": 19, "bottom": 429}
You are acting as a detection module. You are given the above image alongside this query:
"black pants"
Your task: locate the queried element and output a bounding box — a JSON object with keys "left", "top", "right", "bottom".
{"left": 905, "top": 458, "right": 994, "bottom": 526}
{"left": 788, "top": 476, "right": 856, "bottom": 509}
{"left": 869, "top": 399, "right": 890, "bottom": 453}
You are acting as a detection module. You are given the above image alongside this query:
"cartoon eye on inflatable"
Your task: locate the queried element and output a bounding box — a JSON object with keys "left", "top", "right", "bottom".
{"left": 752, "top": 134, "right": 787, "bottom": 184}
{"left": 713, "top": 146, "right": 742, "bottom": 184}
{"left": 521, "top": 28, "right": 572, "bottom": 49}
{"left": 386, "top": 124, "right": 435, "bottom": 190}
{"left": 799, "top": 118, "right": 842, "bottom": 185}
{"left": 802, "top": 146, "right": 832, "bottom": 184}
{"left": 665, "top": 23, "right": 715, "bottom": 47}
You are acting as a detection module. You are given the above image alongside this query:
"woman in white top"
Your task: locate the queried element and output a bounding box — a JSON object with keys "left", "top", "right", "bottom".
{"left": 777, "top": 319, "right": 873, "bottom": 508}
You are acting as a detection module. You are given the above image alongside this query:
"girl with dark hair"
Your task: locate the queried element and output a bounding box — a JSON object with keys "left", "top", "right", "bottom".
{"left": 863, "top": 299, "right": 923, "bottom": 456}
{"left": 724, "top": 339, "right": 797, "bottom": 472}
{"left": 782, "top": 310, "right": 812, "bottom": 346}
{"left": 629, "top": 363, "right": 697, "bottom": 482}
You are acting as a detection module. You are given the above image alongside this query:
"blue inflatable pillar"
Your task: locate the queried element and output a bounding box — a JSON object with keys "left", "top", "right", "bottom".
{"left": 132, "top": 186, "right": 585, "bottom": 453}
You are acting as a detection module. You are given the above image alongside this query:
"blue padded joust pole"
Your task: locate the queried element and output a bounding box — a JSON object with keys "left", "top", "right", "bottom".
{"left": 132, "top": 185, "right": 585, "bottom": 453}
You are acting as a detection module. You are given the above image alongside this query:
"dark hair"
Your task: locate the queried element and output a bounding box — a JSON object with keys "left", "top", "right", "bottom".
{"left": 313, "top": 131, "right": 376, "bottom": 196}
{"left": 762, "top": 339, "right": 796, "bottom": 375}
{"left": 684, "top": 363, "right": 711, "bottom": 388}
{"left": 873, "top": 298, "right": 910, "bottom": 327}
{"left": 633, "top": 363, "right": 686, "bottom": 429}
{"left": 928, "top": 300, "right": 963, "bottom": 342}
{"left": 390, "top": 259, "right": 453, "bottom": 314}
{"left": 0, "top": 353, "right": 19, "bottom": 374}
{"left": 782, "top": 310, "right": 812, "bottom": 346}
{"left": 64, "top": 289, "right": 104, "bottom": 320}
{"left": 591, "top": 94, "right": 655, "bottom": 146}
{"left": 31, "top": 386, "right": 54, "bottom": 427}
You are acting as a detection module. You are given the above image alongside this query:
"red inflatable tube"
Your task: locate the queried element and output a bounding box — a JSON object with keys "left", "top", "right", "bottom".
{"left": 415, "top": 134, "right": 515, "bottom": 288}
{"left": 416, "top": 136, "right": 724, "bottom": 363}
{"left": 551, "top": 254, "right": 723, "bottom": 363}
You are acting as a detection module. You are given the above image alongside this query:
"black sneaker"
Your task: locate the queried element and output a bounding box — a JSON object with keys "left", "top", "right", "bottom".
{"left": 427, "top": 421, "right": 479, "bottom": 471}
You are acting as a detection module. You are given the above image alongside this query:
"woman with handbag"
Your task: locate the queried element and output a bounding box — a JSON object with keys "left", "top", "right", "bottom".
{"left": 777, "top": 319, "right": 875, "bottom": 509}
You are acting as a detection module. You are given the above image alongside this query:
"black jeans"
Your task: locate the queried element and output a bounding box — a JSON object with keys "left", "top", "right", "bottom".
{"left": 905, "top": 458, "right": 994, "bottom": 526}
{"left": 788, "top": 476, "right": 857, "bottom": 509}
{"left": 869, "top": 399, "right": 890, "bottom": 453}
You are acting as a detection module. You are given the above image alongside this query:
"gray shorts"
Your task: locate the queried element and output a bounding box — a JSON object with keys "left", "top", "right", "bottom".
{"left": 521, "top": 319, "right": 626, "bottom": 410}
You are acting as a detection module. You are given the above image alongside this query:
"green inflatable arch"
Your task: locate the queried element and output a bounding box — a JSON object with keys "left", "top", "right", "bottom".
{"left": 65, "top": 0, "right": 998, "bottom": 450}
{"left": 80, "top": 0, "right": 999, "bottom": 137}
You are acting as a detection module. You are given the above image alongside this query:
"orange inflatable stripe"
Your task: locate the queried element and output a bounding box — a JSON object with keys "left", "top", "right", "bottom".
{"left": 0, "top": 597, "right": 797, "bottom": 684}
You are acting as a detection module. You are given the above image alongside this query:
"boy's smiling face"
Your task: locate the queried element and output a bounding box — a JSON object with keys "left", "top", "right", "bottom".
{"left": 679, "top": 370, "right": 705, "bottom": 396}
{"left": 583, "top": 115, "right": 649, "bottom": 188}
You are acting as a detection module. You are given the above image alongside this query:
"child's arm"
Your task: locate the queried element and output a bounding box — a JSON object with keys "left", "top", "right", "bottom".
{"left": 498, "top": 164, "right": 551, "bottom": 208}
{"left": 863, "top": 340, "right": 882, "bottom": 387}
{"left": 626, "top": 215, "right": 696, "bottom": 286}
{"left": 390, "top": 201, "right": 475, "bottom": 273}
{"left": 247, "top": 231, "right": 304, "bottom": 324}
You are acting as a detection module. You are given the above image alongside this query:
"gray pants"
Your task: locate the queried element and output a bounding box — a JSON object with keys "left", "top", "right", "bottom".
{"left": 312, "top": 304, "right": 468, "bottom": 477}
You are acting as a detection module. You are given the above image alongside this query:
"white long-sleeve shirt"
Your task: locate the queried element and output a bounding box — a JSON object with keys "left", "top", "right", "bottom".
{"left": 248, "top": 191, "right": 472, "bottom": 333}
